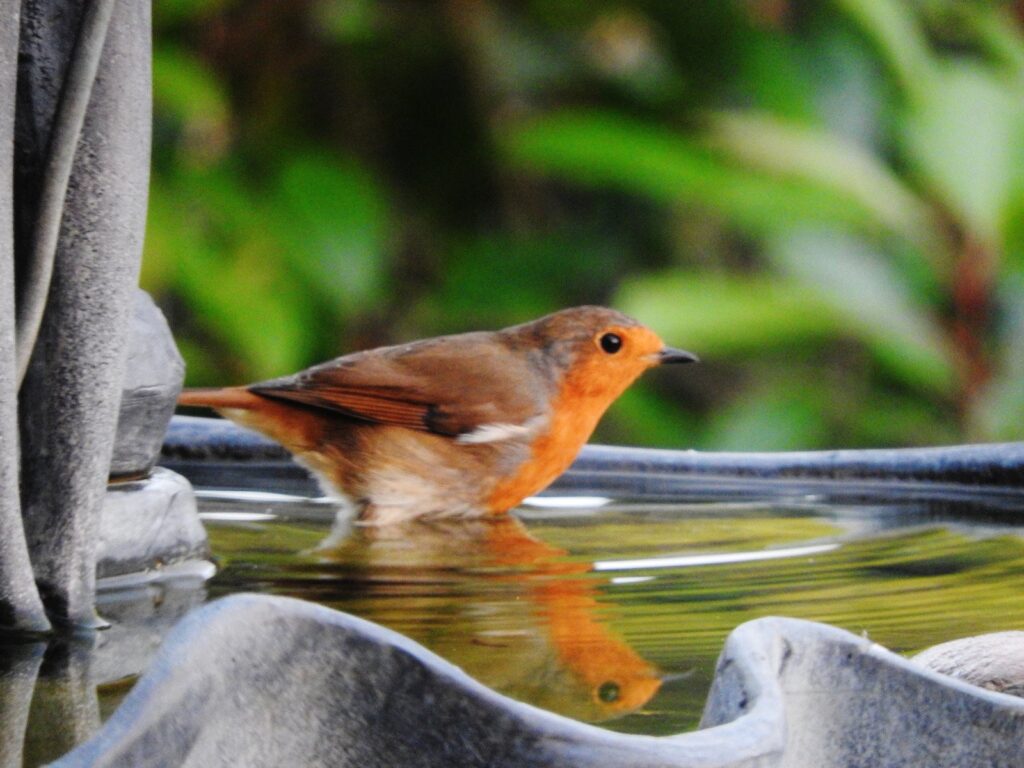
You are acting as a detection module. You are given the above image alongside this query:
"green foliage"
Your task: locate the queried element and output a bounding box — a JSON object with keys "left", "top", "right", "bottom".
{"left": 202, "top": 501, "right": 1024, "bottom": 733}
{"left": 617, "top": 271, "right": 843, "bottom": 355}
{"left": 411, "top": 232, "right": 621, "bottom": 333}
{"left": 903, "top": 61, "right": 1023, "bottom": 246}
{"left": 766, "top": 230, "right": 953, "bottom": 393}
{"left": 148, "top": 0, "right": 1024, "bottom": 447}
{"left": 146, "top": 166, "right": 318, "bottom": 380}
{"left": 152, "top": 45, "right": 229, "bottom": 142}
{"left": 835, "top": 0, "right": 937, "bottom": 101}
{"left": 271, "top": 153, "right": 390, "bottom": 317}
{"left": 504, "top": 111, "right": 884, "bottom": 234}
{"left": 706, "top": 111, "right": 937, "bottom": 248}
{"left": 975, "top": 278, "right": 1024, "bottom": 439}
{"left": 702, "top": 377, "right": 831, "bottom": 451}
{"left": 154, "top": 0, "right": 230, "bottom": 26}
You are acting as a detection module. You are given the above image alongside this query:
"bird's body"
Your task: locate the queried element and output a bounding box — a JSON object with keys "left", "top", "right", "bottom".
{"left": 178, "top": 306, "right": 695, "bottom": 524}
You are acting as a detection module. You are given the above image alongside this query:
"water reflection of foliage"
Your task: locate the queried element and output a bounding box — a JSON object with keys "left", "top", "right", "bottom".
{"left": 194, "top": 509, "right": 666, "bottom": 721}
{"left": 150, "top": 1, "right": 1024, "bottom": 450}
{"left": 201, "top": 501, "right": 1024, "bottom": 733}
{"left": 200, "top": 510, "right": 657, "bottom": 720}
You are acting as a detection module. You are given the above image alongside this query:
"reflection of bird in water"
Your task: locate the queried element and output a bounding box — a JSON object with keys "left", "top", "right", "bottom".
{"left": 535, "top": 579, "right": 663, "bottom": 717}
{"left": 315, "top": 515, "right": 663, "bottom": 721}
{"left": 179, "top": 306, "right": 695, "bottom": 525}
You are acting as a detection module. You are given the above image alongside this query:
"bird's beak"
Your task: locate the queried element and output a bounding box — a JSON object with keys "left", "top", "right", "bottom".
{"left": 657, "top": 347, "right": 699, "bottom": 365}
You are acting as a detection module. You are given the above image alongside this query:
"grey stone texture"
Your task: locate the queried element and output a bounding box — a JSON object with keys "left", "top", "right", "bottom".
{"left": 91, "top": 560, "right": 213, "bottom": 689}
{"left": 567, "top": 442, "right": 1024, "bottom": 491}
{"left": 0, "top": 0, "right": 51, "bottom": 634}
{"left": 54, "top": 595, "right": 1024, "bottom": 768}
{"left": 109, "top": 290, "right": 186, "bottom": 478}
{"left": 915, "top": 631, "right": 1024, "bottom": 698}
{"left": 97, "top": 468, "right": 208, "bottom": 579}
{"left": 15, "top": 0, "right": 152, "bottom": 627}
{"left": 701, "top": 618, "right": 1024, "bottom": 768}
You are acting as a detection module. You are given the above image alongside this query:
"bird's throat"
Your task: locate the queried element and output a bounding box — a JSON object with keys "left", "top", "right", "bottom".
{"left": 485, "top": 366, "right": 626, "bottom": 513}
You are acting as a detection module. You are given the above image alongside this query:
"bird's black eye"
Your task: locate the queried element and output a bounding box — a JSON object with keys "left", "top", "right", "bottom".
{"left": 600, "top": 333, "right": 622, "bottom": 354}
{"left": 598, "top": 681, "right": 621, "bottom": 703}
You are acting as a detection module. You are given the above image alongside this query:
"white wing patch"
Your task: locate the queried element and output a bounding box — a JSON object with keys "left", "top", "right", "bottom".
{"left": 456, "top": 416, "right": 545, "bottom": 445}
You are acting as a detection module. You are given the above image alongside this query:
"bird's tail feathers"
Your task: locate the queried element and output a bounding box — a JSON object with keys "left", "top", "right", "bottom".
{"left": 177, "top": 387, "right": 264, "bottom": 410}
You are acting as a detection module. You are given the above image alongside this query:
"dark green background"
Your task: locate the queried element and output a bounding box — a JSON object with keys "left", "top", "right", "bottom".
{"left": 148, "top": 0, "right": 1024, "bottom": 450}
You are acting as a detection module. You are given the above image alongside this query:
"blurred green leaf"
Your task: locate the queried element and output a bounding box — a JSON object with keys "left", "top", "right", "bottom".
{"left": 596, "top": 384, "right": 698, "bottom": 448}
{"left": 852, "top": 390, "right": 960, "bottom": 447}
{"left": 836, "top": 0, "right": 936, "bottom": 103}
{"left": 144, "top": 168, "right": 316, "bottom": 380}
{"left": 968, "top": 5, "right": 1024, "bottom": 84}
{"left": 504, "top": 111, "right": 888, "bottom": 234}
{"left": 154, "top": 0, "right": 230, "bottom": 26}
{"left": 145, "top": 0, "right": 1024, "bottom": 450}
{"left": 178, "top": 253, "right": 314, "bottom": 381}
{"left": 272, "top": 153, "right": 390, "bottom": 316}
{"left": 974, "top": 279, "right": 1024, "bottom": 440}
{"left": 615, "top": 270, "right": 843, "bottom": 355}
{"left": 807, "top": 29, "right": 887, "bottom": 149}
{"left": 736, "top": 34, "right": 818, "bottom": 122}
{"left": 413, "top": 232, "right": 620, "bottom": 334}
{"left": 152, "top": 45, "right": 230, "bottom": 164}
{"left": 903, "top": 62, "right": 1023, "bottom": 246}
{"left": 174, "top": 337, "right": 221, "bottom": 387}
{"left": 704, "top": 378, "right": 830, "bottom": 451}
{"left": 1004, "top": 189, "right": 1024, "bottom": 274}
{"left": 141, "top": 176, "right": 185, "bottom": 294}
{"left": 313, "top": 0, "right": 379, "bottom": 42}
{"left": 767, "top": 230, "right": 954, "bottom": 393}
{"left": 708, "top": 111, "right": 938, "bottom": 252}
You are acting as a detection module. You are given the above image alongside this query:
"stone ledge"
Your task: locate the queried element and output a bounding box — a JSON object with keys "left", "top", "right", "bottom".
{"left": 162, "top": 416, "right": 1024, "bottom": 503}
{"left": 98, "top": 467, "right": 208, "bottom": 580}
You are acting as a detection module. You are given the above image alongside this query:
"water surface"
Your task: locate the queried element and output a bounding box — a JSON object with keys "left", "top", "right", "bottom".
{"left": 192, "top": 488, "right": 1024, "bottom": 736}
{"left": 7, "top": 484, "right": 1024, "bottom": 766}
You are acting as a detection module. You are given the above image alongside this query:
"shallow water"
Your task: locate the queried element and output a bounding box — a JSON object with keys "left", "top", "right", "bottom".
{"left": 155, "top": 489, "right": 1024, "bottom": 736}
{"left": 7, "top": 484, "right": 1024, "bottom": 765}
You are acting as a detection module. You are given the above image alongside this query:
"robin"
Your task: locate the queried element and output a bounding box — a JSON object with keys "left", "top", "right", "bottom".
{"left": 178, "top": 306, "right": 697, "bottom": 524}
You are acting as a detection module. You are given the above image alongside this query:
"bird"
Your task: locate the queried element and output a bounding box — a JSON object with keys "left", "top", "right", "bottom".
{"left": 178, "top": 306, "right": 697, "bottom": 525}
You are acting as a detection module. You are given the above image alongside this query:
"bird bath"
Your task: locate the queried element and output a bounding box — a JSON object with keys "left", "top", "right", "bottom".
{"left": 12, "top": 421, "right": 1019, "bottom": 768}
{"left": 145, "top": 483, "right": 1024, "bottom": 737}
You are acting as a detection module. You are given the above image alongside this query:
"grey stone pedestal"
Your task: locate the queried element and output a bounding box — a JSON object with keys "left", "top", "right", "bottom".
{"left": 89, "top": 289, "right": 208, "bottom": 585}
{"left": 88, "top": 290, "right": 207, "bottom": 583}
{"left": 98, "top": 468, "right": 208, "bottom": 579}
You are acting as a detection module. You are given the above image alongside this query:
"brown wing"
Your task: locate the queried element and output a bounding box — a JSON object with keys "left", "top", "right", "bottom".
{"left": 248, "top": 332, "right": 549, "bottom": 438}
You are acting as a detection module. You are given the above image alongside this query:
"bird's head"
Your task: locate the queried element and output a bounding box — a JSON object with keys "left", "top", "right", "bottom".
{"left": 515, "top": 306, "right": 698, "bottom": 403}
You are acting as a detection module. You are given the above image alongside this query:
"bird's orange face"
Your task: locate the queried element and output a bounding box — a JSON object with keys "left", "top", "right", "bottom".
{"left": 486, "top": 317, "right": 689, "bottom": 512}
{"left": 562, "top": 322, "right": 677, "bottom": 404}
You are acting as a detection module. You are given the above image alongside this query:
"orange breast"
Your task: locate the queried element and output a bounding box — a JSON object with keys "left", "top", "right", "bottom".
{"left": 486, "top": 362, "right": 626, "bottom": 512}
